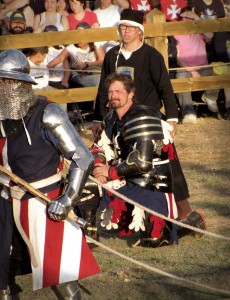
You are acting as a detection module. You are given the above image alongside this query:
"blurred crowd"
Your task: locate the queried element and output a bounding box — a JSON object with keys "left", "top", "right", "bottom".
{"left": 0, "top": 0, "right": 229, "bottom": 122}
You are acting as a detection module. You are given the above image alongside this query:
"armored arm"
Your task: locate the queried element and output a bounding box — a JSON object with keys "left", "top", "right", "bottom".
{"left": 41, "top": 103, "right": 94, "bottom": 221}
{"left": 113, "top": 105, "right": 163, "bottom": 178}
{"left": 113, "top": 140, "right": 172, "bottom": 192}
{"left": 115, "top": 140, "right": 154, "bottom": 177}
{"left": 109, "top": 105, "right": 173, "bottom": 192}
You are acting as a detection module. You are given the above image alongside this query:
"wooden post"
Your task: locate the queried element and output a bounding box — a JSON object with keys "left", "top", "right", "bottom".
{"left": 145, "top": 9, "right": 169, "bottom": 70}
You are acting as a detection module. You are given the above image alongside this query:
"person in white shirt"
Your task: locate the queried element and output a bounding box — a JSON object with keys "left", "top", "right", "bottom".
{"left": 27, "top": 46, "right": 50, "bottom": 90}
{"left": 43, "top": 25, "right": 70, "bottom": 89}
{"left": 33, "top": 0, "right": 69, "bottom": 33}
{"left": 94, "top": 0, "right": 129, "bottom": 52}
{"left": 47, "top": 22, "right": 104, "bottom": 87}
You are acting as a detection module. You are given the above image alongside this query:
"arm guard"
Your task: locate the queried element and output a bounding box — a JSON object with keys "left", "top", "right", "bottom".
{"left": 116, "top": 140, "right": 154, "bottom": 177}
{"left": 42, "top": 103, "right": 94, "bottom": 220}
{"left": 116, "top": 140, "right": 173, "bottom": 192}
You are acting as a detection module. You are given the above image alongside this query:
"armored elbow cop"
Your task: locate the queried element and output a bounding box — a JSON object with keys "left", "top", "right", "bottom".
{"left": 119, "top": 105, "right": 172, "bottom": 192}
{"left": 42, "top": 103, "right": 94, "bottom": 206}
{"left": 116, "top": 146, "right": 173, "bottom": 193}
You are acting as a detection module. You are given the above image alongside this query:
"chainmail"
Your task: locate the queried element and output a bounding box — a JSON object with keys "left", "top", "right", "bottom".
{"left": 0, "top": 80, "right": 38, "bottom": 120}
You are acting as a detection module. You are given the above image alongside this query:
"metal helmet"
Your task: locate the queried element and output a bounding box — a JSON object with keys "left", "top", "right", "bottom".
{"left": 0, "top": 49, "right": 36, "bottom": 84}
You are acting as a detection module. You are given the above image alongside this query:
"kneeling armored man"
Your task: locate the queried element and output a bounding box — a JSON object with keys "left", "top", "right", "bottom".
{"left": 91, "top": 73, "right": 179, "bottom": 247}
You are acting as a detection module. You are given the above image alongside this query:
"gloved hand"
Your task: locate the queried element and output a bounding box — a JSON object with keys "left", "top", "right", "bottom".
{"left": 48, "top": 193, "right": 72, "bottom": 221}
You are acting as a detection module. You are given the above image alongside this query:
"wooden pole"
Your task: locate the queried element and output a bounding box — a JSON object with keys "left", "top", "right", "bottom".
{"left": 146, "top": 9, "right": 168, "bottom": 69}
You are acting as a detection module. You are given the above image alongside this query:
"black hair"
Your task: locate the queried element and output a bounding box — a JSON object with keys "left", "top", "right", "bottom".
{"left": 26, "top": 46, "right": 49, "bottom": 57}
{"left": 74, "top": 22, "right": 94, "bottom": 52}
{"left": 76, "top": 22, "right": 90, "bottom": 30}
{"left": 69, "top": 0, "right": 86, "bottom": 10}
{"left": 44, "top": 25, "right": 58, "bottom": 32}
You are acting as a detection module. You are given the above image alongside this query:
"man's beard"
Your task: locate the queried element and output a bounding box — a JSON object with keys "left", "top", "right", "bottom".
{"left": 108, "top": 98, "right": 128, "bottom": 109}
{"left": 108, "top": 98, "right": 121, "bottom": 109}
{"left": 10, "top": 27, "right": 25, "bottom": 34}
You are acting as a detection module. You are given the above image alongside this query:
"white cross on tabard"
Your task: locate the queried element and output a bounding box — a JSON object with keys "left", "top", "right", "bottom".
{"left": 137, "top": 0, "right": 151, "bottom": 11}
{"left": 167, "top": 4, "right": 181, "bottom": 19}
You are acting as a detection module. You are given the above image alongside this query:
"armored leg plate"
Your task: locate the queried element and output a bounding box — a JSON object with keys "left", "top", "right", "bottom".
{"left": 51, "top": 281, "right": 82, "bottom": 300}
{"left": 81, "top": 209, "right": 99, "bottom": 249}
{"left": 0, "top": 289, "right": 21, "bottom": 300}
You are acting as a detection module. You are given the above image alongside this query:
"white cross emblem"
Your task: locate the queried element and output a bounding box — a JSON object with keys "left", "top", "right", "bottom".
{"left": 167, "top": 4, "right": 181, "bottom": 19}
{"left": 137, "top": 0, "right": 151, "bottom": 11}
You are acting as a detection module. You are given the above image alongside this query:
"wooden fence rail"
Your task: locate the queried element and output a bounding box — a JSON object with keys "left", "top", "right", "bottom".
{"left": 0, "top": 9, "right": 229, "bottom": 104}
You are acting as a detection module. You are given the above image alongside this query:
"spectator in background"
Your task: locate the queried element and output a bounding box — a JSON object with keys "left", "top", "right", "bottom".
{"left": 94, "top": 0, "right": 126, "bottom": 28}
{"left": 44, "top": 25, "right": 70, "bottom": 89}
{"left": 0, "top": 17, "right": 9, "bottom": 35}
{"left": 0, "top": 0, "right": 34, "bottom": 28}
{"left": 160, "top": 0, "right": 187, "bottom": 21}
{"left": 44, "top": 24, "right": 70, "bottom": 111}
{"left": 213, "top": 0, "right": 230, "bottom": 119}
{"left": 184, "top": 0, "right": 225, "bottom": 62}
{"left": 8, "top": 10, "right": 32, "bottom": 34}
{"left": 128, "top": 0, "right": 152, "bottom": 14}
{"left": 67, "top": 0, "right": 99, "bottom": 29}
{"left": 56, "top": 0, "right": 70, "bottom": 16}
{"left": 94, "top": 0, "right": 129, "bottom": 52}
{"left": 193, "top": 0, "right": 225, "bottom": 19}
{"left": 223, "top": 0, "right": 230, "bottom": 17}
{"left": 194, "top": 0, "right": 230, "bottom": 120}
{"left": 149, "top": 0, "right": 160, "bottom": 9}
{"left": 1, "top": 10, "right": 32, "bottom": 54}
{"left": 27, "top": 46, "right": 50, "bottom": 90}
{"left": 182, "top": 0, "right": 226, "bottom": 114}
{"left": 47, "top": 22, "right": 104, "bottom": 87}
{"left": 112, "top": 0, "right": 129, "bottom": 10}
{"left": 33, "top": 0, "right": 69, "bottom": 33}
{"left": 29, "top": 0, "right": 46, "bottom": 15}
{"left": 175, "top": 7, "right": 219, "bottom": 123}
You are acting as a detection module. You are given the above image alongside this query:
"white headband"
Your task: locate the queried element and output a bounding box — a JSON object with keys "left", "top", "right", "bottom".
{"left": 118, "top": 20, "right": 144, "bottom": 33}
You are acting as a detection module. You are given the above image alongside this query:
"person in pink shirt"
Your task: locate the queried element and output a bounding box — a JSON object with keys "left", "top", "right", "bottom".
{"left": 67, "top": 0, "right": 99, "bottom": 29}
{"left": 175, "top": 7, "right": 219, "bottom": 124}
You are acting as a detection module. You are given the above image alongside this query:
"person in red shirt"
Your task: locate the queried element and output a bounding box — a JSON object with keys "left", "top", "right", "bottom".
{"left": 129, "top": 0, "right": 152, "bottom": 13}
{"left": 160, "top": 0, "right": 187, "bottom": 21}
{"left": 67, "top": 0, "right": 99, "bottom": 29}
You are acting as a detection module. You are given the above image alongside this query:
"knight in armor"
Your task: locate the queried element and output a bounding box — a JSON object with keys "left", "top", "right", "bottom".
{"left": 0, "top": 49, "right": 100, "bottom": 300}
{"left": 91, "top": 72, "right": 179, "bottom": 247}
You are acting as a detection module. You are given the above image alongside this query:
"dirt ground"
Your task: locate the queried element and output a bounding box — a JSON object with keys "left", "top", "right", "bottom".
{"left": 16, "top": 116, "right": 230, "bottom": 300}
